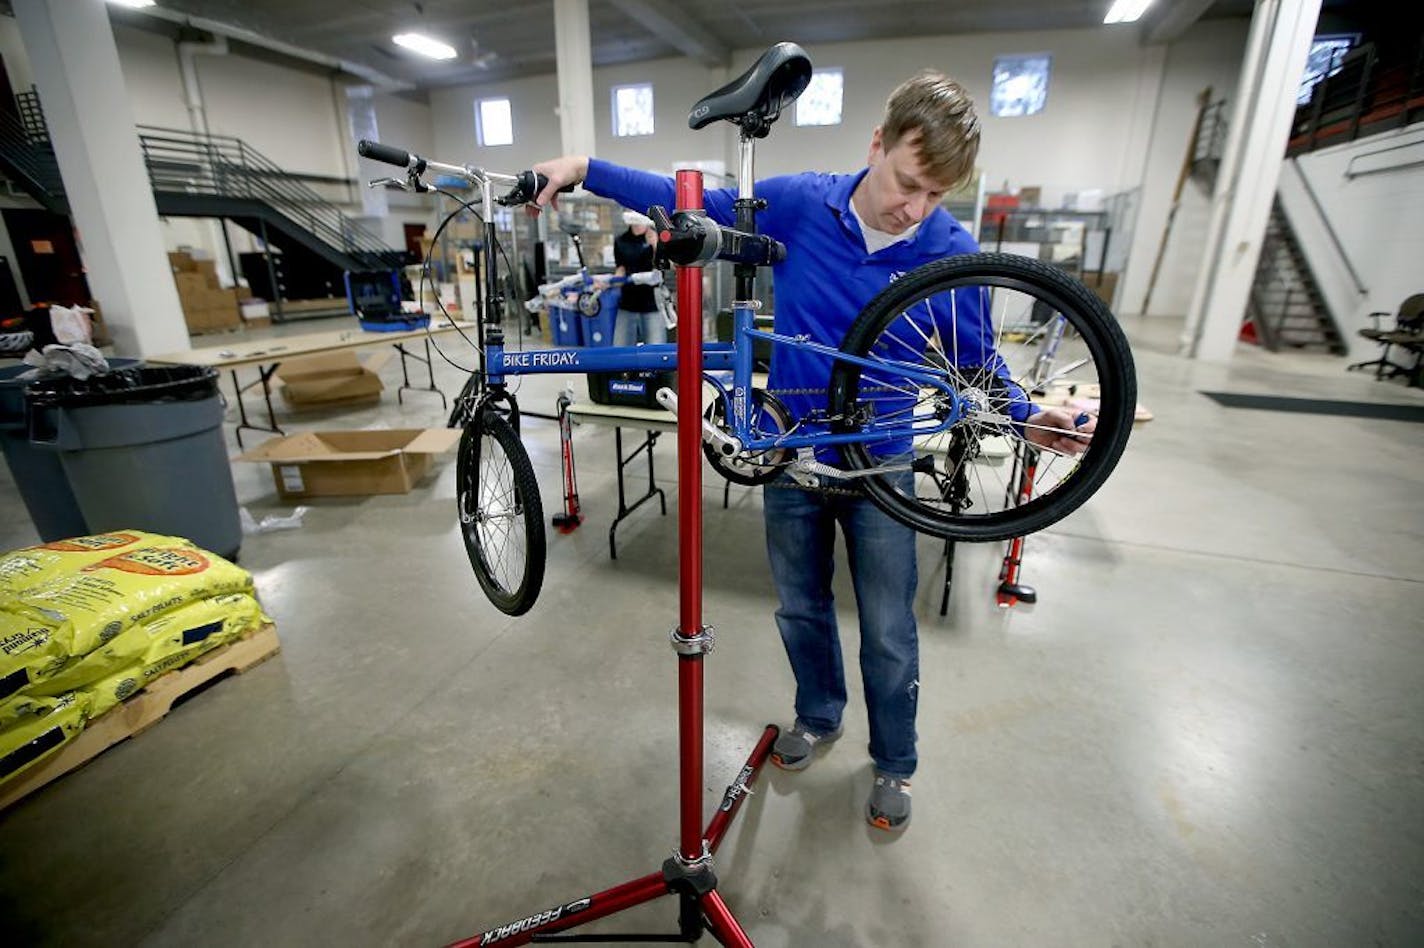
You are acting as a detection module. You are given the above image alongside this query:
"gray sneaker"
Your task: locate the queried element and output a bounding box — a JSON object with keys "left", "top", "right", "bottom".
{"left": 865, "top": 772, "right": 912, "bottom": 832}
{"left": 770, "top": 722, "right": 843, "bottom": 771}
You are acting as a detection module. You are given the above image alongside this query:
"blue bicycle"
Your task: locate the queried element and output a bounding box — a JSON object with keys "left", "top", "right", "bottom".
{"left": 359, "top": 44, "right": 1136, "bottom": 616}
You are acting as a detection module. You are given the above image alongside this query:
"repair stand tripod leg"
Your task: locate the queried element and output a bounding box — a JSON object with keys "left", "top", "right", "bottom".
{"left": 996, "top": 444, "right": 1039, "bottom": 608}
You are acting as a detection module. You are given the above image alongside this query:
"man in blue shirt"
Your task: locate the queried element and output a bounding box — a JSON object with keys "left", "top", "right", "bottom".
{"left": 534, "top": 72, "right": 1087, "bottom": 833}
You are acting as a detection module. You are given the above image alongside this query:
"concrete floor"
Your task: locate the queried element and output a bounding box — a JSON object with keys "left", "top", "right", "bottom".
{"left": 0, "top": 313, "right": 1421, "bottom": 946}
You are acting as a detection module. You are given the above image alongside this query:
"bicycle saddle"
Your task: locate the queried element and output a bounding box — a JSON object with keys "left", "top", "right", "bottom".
{"left": 688, "top": 42, "right": 812, "bottom": 135}
{"left": 559, "top": 222, "right": 585, "bottom": 237}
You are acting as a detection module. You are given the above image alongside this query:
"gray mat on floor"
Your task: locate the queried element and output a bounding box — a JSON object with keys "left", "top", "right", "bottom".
{"left": 1200, "top": 392, "right": 1424, "bottom": 422}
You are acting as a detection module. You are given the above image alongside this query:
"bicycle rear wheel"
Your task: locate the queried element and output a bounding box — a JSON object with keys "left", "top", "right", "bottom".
{"left": 829, "top": 252, "right": 1136, "bottom": 542}
{"left": 457, "top": 410, "right": 546, "bottom": 615}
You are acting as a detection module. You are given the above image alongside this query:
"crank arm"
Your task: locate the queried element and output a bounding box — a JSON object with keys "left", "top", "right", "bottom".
{"left": 655, "top": 387, "right": 742, "bottom": 457}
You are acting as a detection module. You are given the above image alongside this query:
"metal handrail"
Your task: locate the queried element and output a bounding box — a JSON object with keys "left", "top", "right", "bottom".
{"left": 1285, "top": 160, "right": 1367, "bottom": 295}
{"left": 0, "top": 108, "right": 63, "bottom": 202}
{"left": 3, "top": 95, "right": 402, "bottom": 267}
{"left": 1291, "top": 35, "right": 1424, "bottom": 153}
{"left": 133, "top": 124, "right": 388, "bottom": 256}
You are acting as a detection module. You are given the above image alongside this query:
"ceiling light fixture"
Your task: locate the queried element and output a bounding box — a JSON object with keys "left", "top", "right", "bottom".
{"left": 1103, "top": 0, "right": 1153, "bottom": 24}
{"left": 107, "top": 0, "right": 157, "bottom": 9}
{"left": 392, "top": 32, "right": 457, "bottom": 60}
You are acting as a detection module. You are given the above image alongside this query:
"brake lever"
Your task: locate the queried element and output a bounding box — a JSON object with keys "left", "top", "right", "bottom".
{"left": 497, "top": 171, "right": 576, "bottom": 207}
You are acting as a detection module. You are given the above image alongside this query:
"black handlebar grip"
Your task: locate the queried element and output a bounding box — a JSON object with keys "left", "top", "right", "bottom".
{"left": 532, "top": 172, "right": 576, "bottom": 199}
{"left": 498, "top": 171, "right": 577, "bottom": 206}
{"left": 357, "top": 139, "right": 411, "bottom": 168}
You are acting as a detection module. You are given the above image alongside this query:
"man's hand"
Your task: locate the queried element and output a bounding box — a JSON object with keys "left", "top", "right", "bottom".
{"left": 530, "top": 155, "right": 590, "bottom": 211}
{"left": 1024, "top": 407, "right": 1094, "bottom": 456}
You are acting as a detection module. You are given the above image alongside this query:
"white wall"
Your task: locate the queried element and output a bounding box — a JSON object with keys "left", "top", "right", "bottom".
{"left": 0, "top": 13, "right": 33, "bottom": 93}
{"left": 110, "top": 24, "right": 188, "bottom": 131}
{"left": 7, "top": 13, "right": 1261, "bottom": 317}
{"left": 1280, "top": 127, "right": 1424, "bottom": 359}
{"left": 1117, "top": 18, "right": 1252, "bottom": 317}
{"left": 428, "top": 24, "right": 1250, "bottom": 313}
{"left": 430, "top": 28, "right": 1192, "bottom": 191}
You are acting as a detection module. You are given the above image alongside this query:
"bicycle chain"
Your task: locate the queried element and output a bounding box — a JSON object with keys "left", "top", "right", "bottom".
{"left": 738, "top": 385, "right": 901, "bottom": 497}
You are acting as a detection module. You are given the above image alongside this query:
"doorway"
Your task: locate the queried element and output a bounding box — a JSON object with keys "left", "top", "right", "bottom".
{"left": 2, "top": 208, "right": 92, "bottom": 306}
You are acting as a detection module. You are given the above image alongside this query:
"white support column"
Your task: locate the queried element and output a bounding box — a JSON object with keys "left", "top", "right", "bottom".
{"left": 1182, "top": 0, "right": 1323, "bottom": 362}
{"left": 13, "top": 0, "right": 189, "bottom": 356}
{"left": 553, "top": 0, "right": 598, "bottom": 157}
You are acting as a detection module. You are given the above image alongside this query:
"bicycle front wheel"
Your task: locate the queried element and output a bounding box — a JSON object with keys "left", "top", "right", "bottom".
{"left": 457, "top": 410, "right": 546, "bottom": 615}
{"left": 829, "top": 253, "right": 1136, "bottom": 542}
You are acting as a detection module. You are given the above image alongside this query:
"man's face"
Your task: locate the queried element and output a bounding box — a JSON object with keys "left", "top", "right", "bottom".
{"left": 859, "top": 128, "right": 955, "bottom": 235}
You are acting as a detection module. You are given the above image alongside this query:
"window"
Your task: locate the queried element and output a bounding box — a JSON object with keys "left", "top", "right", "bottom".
{"left": 612, "top": 83, "right": 654, "bottom": 137}
{"left": 476, "top": 97, "right": 513, "bottom": 147}
{"left": 796, "top": 68, "right": 844, "bottom": 127}
{"left": 1297, "top": 34, "right": 1359, "bottom": 105}
{"left": 990, "top": 54, "right": 1051, "bottom": 117}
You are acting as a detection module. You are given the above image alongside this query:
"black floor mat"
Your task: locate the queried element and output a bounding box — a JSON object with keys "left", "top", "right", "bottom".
{"left": 1200, "top": 391, "right": 1424, "bottom": 422}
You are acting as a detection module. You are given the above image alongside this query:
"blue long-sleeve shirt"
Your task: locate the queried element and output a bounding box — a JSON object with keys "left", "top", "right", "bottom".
{"left": 583, "top": 158, "right": 1026, "bottom": 462}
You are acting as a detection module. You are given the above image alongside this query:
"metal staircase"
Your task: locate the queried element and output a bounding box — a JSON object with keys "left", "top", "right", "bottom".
{"left": 1247, "top": 200, "right": 1347, "bottom": 353}
{"left": 0, "top": 89, "right": 405, "bottom": 277}
{"left": 1189, "top": 96, "right": 1346, "bottom": 354}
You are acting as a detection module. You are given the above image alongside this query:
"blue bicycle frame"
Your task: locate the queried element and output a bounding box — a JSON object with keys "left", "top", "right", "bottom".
{"left": 476, "top": 129, "right": 967, "bottom": 458}
{"left": 486, "top": 324, "right": 964, "bottom": 453}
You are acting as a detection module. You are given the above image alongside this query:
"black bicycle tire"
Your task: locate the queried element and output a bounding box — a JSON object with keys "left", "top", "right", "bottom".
{"left": 830, "top": 252, "right": 1136, "bottom": 542}
{"left": 457, "top": 410, "right": 546, "bottom": 615}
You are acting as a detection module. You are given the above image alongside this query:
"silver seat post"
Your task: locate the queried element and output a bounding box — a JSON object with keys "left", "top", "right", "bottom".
{"left": 739, "top": 134, "right": 755, "bottom": 202}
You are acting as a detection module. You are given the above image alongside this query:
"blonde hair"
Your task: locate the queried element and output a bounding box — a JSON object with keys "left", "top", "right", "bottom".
{"left": 882, "top": 71, "right": 981, "bottom": 189}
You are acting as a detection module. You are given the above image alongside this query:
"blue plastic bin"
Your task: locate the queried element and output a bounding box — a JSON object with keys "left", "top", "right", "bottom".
{"left": 549, "top": 303, "right": 583, "bottom": 346}
{"left": 581, "top": 287, "right": 621, "bottom": 347}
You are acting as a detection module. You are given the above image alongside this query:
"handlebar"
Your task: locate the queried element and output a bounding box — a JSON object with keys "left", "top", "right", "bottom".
{"left": 357, "top": 139, "right": 412, "bottom": 169}
{"left": 356, "top": 138, "right": 574, "bottom": 206}
{"left": 533, "top": 270, "right": 664, "bottom": 298}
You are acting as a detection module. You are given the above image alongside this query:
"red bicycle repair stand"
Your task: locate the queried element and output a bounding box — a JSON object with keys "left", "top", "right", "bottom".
{"left": 449, "top": 170, "right": 778, "bottom": 948}
{"left": 996, "top": 444, "right": 1039, "bottom": 608}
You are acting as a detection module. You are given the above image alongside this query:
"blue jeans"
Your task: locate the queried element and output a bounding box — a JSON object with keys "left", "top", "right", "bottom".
{"left": 613, "top": 308, "right": 667, "bottom": 347}
{"left": 763, "top": 474, "right": 920, "bottom": 778}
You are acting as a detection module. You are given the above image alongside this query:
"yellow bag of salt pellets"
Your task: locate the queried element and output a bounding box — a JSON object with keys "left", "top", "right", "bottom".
{"left": 83, "top": 599, "right": 267, "bottom": 720}
{"left": 1, "top": 539, "right": 254, "bottom": 702}
{"left": 0, "top": 691, "right": 89, "bottom": 787}
{"left": 0, "top": 531, "right": 189, "bottom": 597}
{"left": 32, "top": 592, "right": 268, "bottom": 703}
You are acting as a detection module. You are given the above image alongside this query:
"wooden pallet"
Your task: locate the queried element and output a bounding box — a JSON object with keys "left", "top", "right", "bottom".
{"left": 0, "top": 623, "right": 281, "bottom": 811}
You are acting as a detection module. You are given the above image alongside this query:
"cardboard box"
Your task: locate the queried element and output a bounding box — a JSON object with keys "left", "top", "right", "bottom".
{"left": 1081, "top": 271, "right": 1119, "bottom": 308}
{"left": 238, "top": 428, "right": 462, "bottom": 498}
{"left": 271, "top": 349, "right": 390, "bottom": 409}
{"left": 175, "top": 272, "right": 209, "bottom": 298}
{"left": 185, "top": 305, "right": 241, "bottom": 334}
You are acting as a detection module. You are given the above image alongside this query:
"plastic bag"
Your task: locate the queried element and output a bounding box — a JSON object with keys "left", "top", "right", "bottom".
{"left": 21, "top": 343, "right": 109, "bottom": 381}
{"left": 48, "top": 305, "right": 94, "bottom": 346}
{"left": 239, "top": 506, "right": 309, "bottom": 535}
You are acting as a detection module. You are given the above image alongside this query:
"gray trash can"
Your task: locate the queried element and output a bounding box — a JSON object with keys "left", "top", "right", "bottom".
{"left": 0, "top": 360, "right": 140, "bottom": 542}
{"left": 26, "top": 365, "right": 242, "bottom": 559}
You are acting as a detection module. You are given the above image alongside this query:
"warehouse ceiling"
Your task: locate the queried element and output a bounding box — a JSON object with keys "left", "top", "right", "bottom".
{"left": 73, "top": 0, "right": 1262, "bottom": 95}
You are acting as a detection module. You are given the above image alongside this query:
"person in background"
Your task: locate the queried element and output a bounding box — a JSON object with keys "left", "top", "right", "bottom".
{"left": 532, "top": 71, "right": 1089, "bottom": 834}
{"left": 610, "top": 210, "right": 665, "bottom": 346}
